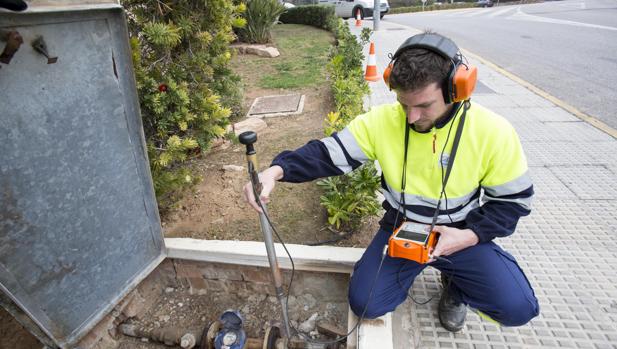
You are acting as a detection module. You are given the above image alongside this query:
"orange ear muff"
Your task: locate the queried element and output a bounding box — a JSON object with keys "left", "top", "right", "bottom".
{"left": 452, "top": 64, "right": 477, "bottom": 102}
{"left": 383, "top": 63, "right": 393, "bottom": 88}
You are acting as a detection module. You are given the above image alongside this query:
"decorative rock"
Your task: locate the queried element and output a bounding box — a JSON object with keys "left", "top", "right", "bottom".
{"left": 232, "top": 43, "right": 280, "bottom": 58}
{"left": 222, "top": 165, "right": 244, "bottom": 172}
{"left": 233, "top": 118, "right": 267, "bottom": 136}
{"left": 211, "top": 137, "right": 228, "bottom": 149}
{"left": 165, "top": 287, "right": 175, "bottom": 293}
{"left": 257, "top": 46, "right": 280, "bottom": 58}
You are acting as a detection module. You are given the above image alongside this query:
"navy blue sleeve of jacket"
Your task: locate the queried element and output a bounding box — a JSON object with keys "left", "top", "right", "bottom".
{"left": 270, "top": 139, "right": 344, "bottom": 183}
{"left": 464, "top": 185, "right": 534, "bottom": 243}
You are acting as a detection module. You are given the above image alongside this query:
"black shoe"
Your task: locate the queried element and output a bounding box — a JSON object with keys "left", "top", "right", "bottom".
{"left": 438, "top": 274, "right": 467, "bottom": 332}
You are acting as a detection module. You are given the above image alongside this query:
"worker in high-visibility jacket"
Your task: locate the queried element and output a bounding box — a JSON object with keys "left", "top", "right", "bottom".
{"left": 243, "top": 33, "right": 539, "bottom": 332}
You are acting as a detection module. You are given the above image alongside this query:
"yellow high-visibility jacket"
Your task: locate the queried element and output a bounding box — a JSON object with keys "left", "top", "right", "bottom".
{"left": 272, "top": 102, "right": 533, "bottom": 242}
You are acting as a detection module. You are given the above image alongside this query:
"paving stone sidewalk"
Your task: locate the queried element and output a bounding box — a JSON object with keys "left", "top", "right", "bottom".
{"left": 350, "top": 19, "right": 617, "bottom": 349}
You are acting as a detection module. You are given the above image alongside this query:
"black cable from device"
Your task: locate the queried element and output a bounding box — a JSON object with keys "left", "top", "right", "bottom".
{"left": 397, "top": 255, "right": 456, "bottom": 305}
{"left": 393, "top": 102, "right": 463, "bottom": 305}
{"left": 250, "top": 180, "right": 388, "bottom": 346}
{"left": 438, "top": 103, "right": 461, "bottom": 225}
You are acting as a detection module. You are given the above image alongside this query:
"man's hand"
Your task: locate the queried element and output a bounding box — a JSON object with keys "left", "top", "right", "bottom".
{"left": 429, "top": 226, "right": 479, "bottom": 262}
{"left": 242, "top": 165, "right": 284, "bottom": 213}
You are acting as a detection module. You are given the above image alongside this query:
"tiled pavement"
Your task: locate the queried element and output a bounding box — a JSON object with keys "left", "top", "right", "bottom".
{"left": 350, "top": 18, "right": 617, "bottom": 349}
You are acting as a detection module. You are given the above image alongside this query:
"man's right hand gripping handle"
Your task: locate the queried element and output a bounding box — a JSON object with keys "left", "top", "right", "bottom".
{"left": 242, "top": 165, "right": 284, "bottom": 213}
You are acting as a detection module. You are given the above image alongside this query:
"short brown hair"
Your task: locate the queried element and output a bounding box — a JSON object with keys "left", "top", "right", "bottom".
{"left": 388, "top": 48, "right": 451, "bottom": 92}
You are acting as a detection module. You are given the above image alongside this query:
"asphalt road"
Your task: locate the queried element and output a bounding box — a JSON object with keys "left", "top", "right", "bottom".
{"left": 384, "top": 0, "right": 617, "bottom": 129}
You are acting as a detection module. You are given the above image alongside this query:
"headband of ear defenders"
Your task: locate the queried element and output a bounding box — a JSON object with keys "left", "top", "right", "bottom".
{"left": 384, "top": 33, "right": 477, "bottom": 103}
{"left": 391, "top": 33, "right": 461, "bottom": 64}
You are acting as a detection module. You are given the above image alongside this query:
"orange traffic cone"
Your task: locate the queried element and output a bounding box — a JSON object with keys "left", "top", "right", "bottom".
{"left": 364, "top": 41, "right": 379, "bottom": 82}
{"left": 355, "top": 9, "right": 362, "bottom": 27}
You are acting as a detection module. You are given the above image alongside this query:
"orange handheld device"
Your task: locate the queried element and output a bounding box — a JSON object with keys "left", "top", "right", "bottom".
{"left": 388, "top": 222, "right": 438, "bottom": 264}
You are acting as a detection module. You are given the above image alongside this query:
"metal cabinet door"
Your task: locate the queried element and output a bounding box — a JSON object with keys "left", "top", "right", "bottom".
{"left": 0, "top": 4, "right": 165, "bottom": 348}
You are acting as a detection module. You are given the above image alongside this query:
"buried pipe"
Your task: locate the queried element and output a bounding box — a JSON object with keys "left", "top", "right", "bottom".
{"left": 119, "top": 324, "right": 198, "bottom": 348}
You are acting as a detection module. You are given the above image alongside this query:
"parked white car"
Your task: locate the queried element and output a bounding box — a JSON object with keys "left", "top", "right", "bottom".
{"left": 318, "top": 0, "right": 390, "bottom": 19}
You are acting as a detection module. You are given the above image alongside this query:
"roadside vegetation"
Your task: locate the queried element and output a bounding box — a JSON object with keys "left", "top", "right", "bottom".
{"left": 163, "top": 6, "right": 382, "bottom": 246}
{"left": 236, "top": 0, "right": 285, "bottom": 44}
{"left": 281, "top": 6, "right": 381, "bottom": 234}
{"left": 128, "top": 0, "right": 382, "bottom": 242}
{"left": 390, "top": 2, "right": 475, "bottom": 14}
{"left": 123, "top": 0, "right": 246, "bottom": 212}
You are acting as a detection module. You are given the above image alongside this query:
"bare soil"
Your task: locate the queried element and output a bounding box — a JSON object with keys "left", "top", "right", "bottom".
{"left": 162, "top": 26, "right": 380, "bottom": 248}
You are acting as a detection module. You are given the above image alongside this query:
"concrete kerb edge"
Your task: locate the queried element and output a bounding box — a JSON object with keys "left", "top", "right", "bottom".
{"left": 367, "top": 20, "right": 617, "bottom": 140}
{"left": 165, "top": 238, "right": 362, "bottom": 274}
{"left": 165, "top": 238, "right": 392, "bottom": 349}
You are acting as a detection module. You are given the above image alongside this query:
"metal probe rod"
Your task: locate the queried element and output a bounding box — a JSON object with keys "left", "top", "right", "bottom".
{"left": 239, "top": 131, "right": 292, "bottom": 342}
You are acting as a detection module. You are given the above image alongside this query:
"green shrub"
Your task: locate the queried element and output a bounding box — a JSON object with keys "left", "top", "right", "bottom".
{"left": 279, "top": 5, "right": 338, "bottom": 31}
{"left": 237, "top": 0, "right": 286, "bottom": 44}
{"left": 317, "top": 20, "right": 379, "bottom": 232}
{"left": 389, "top": 2, "right": 475, "bottom": 14}
{"left": 123, "top": 0, "right": 244, "bottom": 212}
{"left": 389, "top": 0, "right": 474, "bottom": 7}
{"left": 326, "top": 22, "right": 371, "bottom": 129}
{"left": 317, "top": 163, "right": 381, "bottom": 230}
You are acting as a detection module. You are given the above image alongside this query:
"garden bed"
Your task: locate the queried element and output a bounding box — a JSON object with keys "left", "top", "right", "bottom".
{"left": 161, "top": 24, "right": 380, "bottom": 247}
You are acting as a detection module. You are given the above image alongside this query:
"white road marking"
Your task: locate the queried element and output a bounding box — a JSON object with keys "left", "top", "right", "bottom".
{"left": 507, "top": 6, "right": 617, "bottom": 31}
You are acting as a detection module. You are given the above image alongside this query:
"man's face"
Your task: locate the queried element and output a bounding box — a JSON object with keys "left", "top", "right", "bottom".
{"left": 396, "top": 82, "right": 450, "bottom": 132}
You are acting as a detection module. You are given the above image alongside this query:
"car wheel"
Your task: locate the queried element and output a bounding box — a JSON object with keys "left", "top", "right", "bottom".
{"left": 380, "top": 13, "right": 385, "bottom": 19}
{"left": 352, "top": 6, "right": 364, "bottom": 20}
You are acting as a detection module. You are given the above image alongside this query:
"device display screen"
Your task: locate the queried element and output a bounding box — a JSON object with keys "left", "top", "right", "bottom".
{"left": 395, "top": 222, "right": 430, "bottom": 244}
{"left": 396, "top": 230, "right": 429, "bottom": 243}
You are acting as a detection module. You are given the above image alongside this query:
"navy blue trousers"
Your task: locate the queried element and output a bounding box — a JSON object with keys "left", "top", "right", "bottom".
{"left": 348, "top": 229, "right": 539, "bottom": 326}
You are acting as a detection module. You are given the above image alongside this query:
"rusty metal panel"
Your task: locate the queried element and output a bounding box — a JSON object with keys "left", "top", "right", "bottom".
{"left": 0, "top": 5, "right": 165, "bottom": 348}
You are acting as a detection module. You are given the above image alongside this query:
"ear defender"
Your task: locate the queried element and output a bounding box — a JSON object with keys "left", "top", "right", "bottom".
{"left": 382, "top": 33, "right": 477, "bottom": 104}
{"left": 450, "top": 63, "right": 477, "bottom": 103}
{"left": 383, "top": 63, "right": 393, "bottom": 88}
